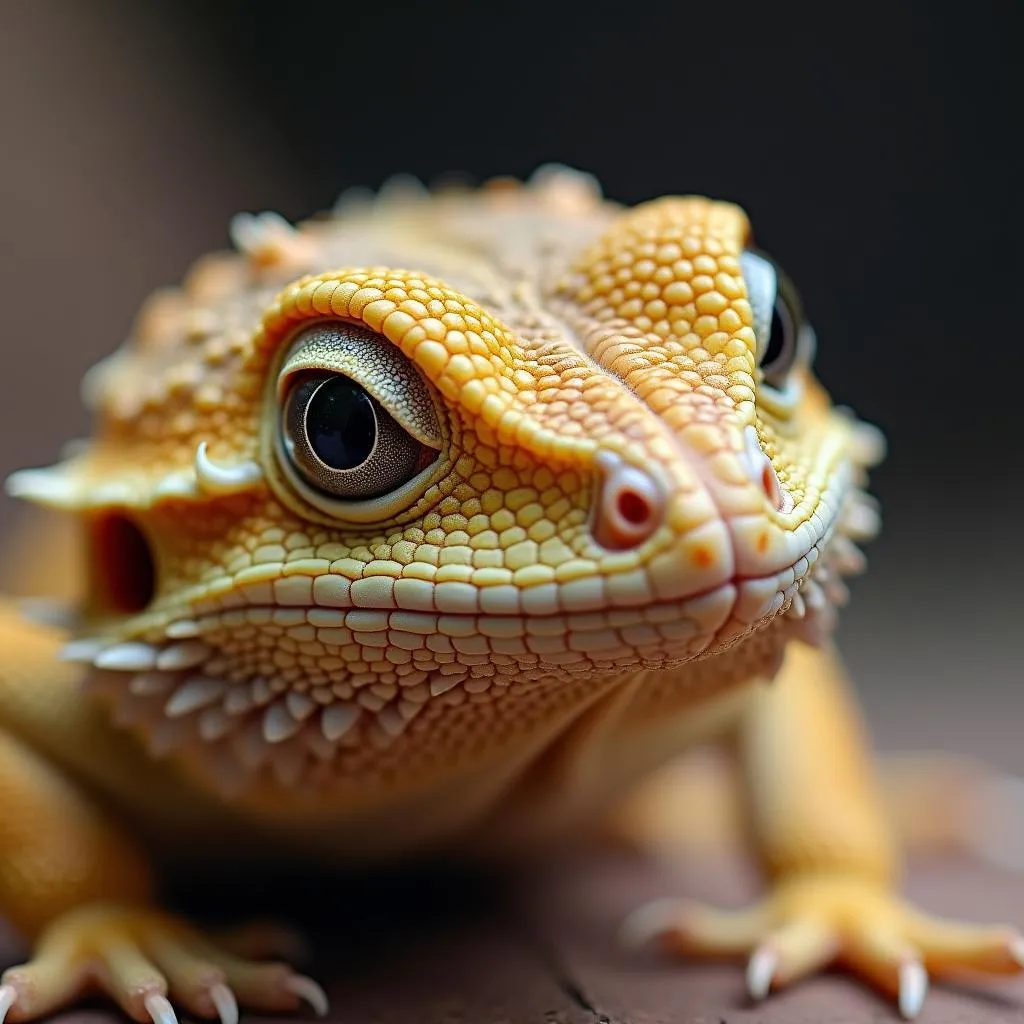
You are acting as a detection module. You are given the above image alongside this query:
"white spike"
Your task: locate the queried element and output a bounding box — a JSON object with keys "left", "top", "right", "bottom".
{"left": 229, "top": 210, "right": 294, "bottom": 255}
{"left": 377, "top": 172, "right": 429, "bottom": 204}
{"left": 845, "top": 500, "right": 881, "bottom": 541}
{"left": 194, "top": 442, "right": 264, "bottom": 497}
{"left": 263, "top": 701, "right": 302, "bottom": 744}
{"left": 95, "top": 642, "right": 159, "bottom": 671}
{"left": 156, "top": 641, "right": 212, "bottom": 671}
{"left": 802, "top": 578, "right": 827, "bottom": 611}
{"left": 165, "top": 676, "right": 224, "bottom": 717}
{"left": 789, "top": 592, "right": 807, "bottom": 619}
{"left": 831, "top": 536, "right": 867, "bottom": 574}
{"left": 527, "top": 163, "right": 603, "bottom": 203}
{"left": 285, "top": 691, "right": 316, "bottom": 721}
{"left": 332, "top": 184, "right": 374, "bottom": 216}
{"left": 429, "top": 675, "right": 462, "bottom": 697}
{"left": 321, "top": 704, "right": 359, "bottom": 742}
{"left": 851, "top": 420, "right": 887, "bottom": 467}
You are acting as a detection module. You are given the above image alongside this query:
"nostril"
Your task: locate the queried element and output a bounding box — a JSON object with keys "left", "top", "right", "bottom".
{"left": 761, "top": 462, "right": 783, "bottom": 509}
{"left": 593, "top": 453, "right": 665, "bottom": 551}
{"left": 616, "top": 488, "right": 652, "bottom": 528}
{"left": 744, "top": 426, "right": 791, "bottom": 513}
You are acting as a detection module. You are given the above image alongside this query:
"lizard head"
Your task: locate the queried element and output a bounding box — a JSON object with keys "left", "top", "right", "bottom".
{"left": 6, "top": 168, "right": 883, "bottom": 800}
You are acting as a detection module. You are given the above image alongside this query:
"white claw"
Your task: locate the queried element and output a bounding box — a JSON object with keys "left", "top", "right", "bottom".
{"left": 144, "top": 992, "right": 179, "bottom": 1024}
{"left": 746, "top": 946, "right": 777, "bottom": 1001}
{"left": 897, "top": 959, "right": 928, "bottom": 1020}
{"left": 209, "top": 983, "right": 239, "bottom": 1024}
{"left": 0, "top": 985, "right": 16, "bottom": 1024}
{"left": 618, "top": 897, "right": 683, "bottom": 950}
{"left": 285, "top": 975, "right": 329, "bottom": 1017}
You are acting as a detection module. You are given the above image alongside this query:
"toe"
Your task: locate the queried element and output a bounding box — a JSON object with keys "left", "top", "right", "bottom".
{"left": 94, "top": 941, "right": 170, "bottom": 1023}
{"left": 1, "top": 957, "right": 90, "bottom": 1022}
{"left": 841, "top": 926, "right": 926, "bottom": 1018}
{"left": 747, "top": 919, "right": 838, "bottom": 1000}
{"left": 142, "top": 930, "right": 228, "bottom": 1020}
{"left": 182, "top": 940, "right": 328, "bottom": 1017}
{"left": 902, "top": 912, "right": 1024, "bottom": 976}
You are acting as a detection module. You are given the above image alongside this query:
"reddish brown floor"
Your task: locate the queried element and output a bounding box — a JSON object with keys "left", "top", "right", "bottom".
{"left": 3, "top": 848, "right": 1024, "bottom": 1024}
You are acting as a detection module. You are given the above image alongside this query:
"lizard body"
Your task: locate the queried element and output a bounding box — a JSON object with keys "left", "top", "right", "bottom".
{"left": 0, "top": 166, "right": 1018, "bottom": 1023}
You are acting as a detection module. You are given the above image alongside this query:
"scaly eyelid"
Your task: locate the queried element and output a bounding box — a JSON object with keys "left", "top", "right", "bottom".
{"left": 276, "top": 318, "right": 444, "bottom": 450}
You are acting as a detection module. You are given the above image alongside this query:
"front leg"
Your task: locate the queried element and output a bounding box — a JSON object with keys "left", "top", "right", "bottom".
{"left": 0, "top": 608, "right": 326, "bottom": 1024}
{"left": 623, "top": 639, "right": 1024, "bottom": 1018}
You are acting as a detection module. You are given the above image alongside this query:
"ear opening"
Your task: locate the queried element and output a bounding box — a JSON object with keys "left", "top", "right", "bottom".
{"left": 85, "top": 512, "right": 156, "bottom": 615}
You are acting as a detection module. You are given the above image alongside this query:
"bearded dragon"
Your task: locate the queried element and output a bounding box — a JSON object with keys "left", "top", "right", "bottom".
{"left": 1, "top": 166, "right": 1020, "bottom": 1024}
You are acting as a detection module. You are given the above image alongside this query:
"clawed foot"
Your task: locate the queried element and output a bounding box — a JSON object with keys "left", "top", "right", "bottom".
{"left": 0, "top": 904, "right": 328, "bottom": 1024}
{"left": 622, "top": 874, "right": 1024, "bottom": 1019}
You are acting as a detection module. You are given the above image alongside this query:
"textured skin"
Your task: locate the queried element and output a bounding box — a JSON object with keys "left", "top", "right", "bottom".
{"left": 0, "top": 167, "right": 1020, "bottom": 1022}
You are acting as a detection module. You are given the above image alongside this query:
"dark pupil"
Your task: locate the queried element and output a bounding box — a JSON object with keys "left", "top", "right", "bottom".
{"left": 306, "top": 378, "right": 377, "bottom": 470}
{"left": 763, "top": 303, "right": 787, "bottom": 368}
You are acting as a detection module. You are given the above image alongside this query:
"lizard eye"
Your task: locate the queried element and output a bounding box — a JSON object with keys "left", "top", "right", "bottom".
{"left": 281, "top": 373, "right": 436, "bottom": 501}
{"left": 741, "top": 249, "right": 815, "bottom": 400}
{"left": 273, "top": 320, "right": 444, "bottom": 521}
{"left": 760, "top": 288, "right": 798, "bottom": 388}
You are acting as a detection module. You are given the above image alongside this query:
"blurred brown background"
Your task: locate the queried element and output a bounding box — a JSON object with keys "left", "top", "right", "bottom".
{"left": 1, "top": 3, "right": 1024, "bottom": 1022}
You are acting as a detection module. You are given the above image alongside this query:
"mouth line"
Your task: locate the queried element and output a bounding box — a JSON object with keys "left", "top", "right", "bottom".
{"left": 113, "top": 547, "right": 824, "bottom": 659}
